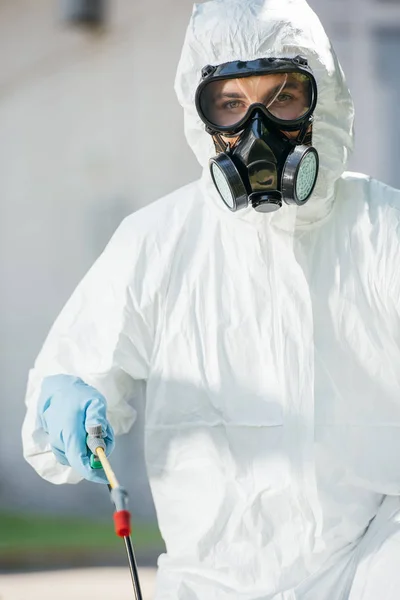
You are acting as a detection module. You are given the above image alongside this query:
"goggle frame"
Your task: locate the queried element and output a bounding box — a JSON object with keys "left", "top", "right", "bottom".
{"left": 195, "top": 55, "right": 318, "bottom": 134}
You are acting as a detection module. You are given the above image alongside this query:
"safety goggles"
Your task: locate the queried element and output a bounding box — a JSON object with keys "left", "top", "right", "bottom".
{"left": 195, "top": 56, "right": 318, "bottom": 134}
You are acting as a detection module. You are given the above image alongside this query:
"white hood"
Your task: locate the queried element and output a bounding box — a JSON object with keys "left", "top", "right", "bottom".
{"left": 175, "top": 0, "right": 355, "bottom": 228}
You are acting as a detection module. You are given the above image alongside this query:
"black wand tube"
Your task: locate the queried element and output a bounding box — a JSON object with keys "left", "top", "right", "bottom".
{"left": 124, "top": 535, "right": 144, "bottom": 600}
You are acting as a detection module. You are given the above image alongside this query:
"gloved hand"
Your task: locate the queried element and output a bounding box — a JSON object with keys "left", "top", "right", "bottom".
{"left": 38, "top": 374, "right": 115, "bottom": 483}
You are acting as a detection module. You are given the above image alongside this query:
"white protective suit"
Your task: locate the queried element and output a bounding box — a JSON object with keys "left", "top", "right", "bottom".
{"left": 23, "top": 0, "right": 400, "bottom": 598}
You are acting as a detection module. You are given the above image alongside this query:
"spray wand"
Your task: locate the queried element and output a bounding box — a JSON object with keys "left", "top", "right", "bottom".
{"left": 86, "top": 425, "right": 144, "bottom": 600}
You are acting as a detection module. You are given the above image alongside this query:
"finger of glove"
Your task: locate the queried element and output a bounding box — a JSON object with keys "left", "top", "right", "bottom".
{"left": 66, "top": 434, "right": 109, "bottom": 483}
{"left": 49, "top": 444, "right": 69, "bottom": 466}
{"left": 38, "top": 377, "right": 85, "bottom": 454}
{"left": 47, "top": 432, "right": 106, "bottom": 483}
{"left": 62, "top": 409, "right": 109, "bottom": 484}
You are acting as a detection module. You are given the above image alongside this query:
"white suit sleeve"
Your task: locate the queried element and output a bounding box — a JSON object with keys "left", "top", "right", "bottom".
{"left": 22, "top": 215, "right": 156, "bottom": 484}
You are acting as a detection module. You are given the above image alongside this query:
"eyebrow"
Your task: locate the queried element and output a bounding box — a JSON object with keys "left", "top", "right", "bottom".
{"left": 212, "top": 81, "right": 303, "bottom": 102}
{"left": 213, "top": 92, "right": 246, "bottom": 100}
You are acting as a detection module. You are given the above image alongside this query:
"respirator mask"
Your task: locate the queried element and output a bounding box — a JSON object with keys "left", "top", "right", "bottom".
{"left": 195, "top": 56, "right": 319, "bottom": 213}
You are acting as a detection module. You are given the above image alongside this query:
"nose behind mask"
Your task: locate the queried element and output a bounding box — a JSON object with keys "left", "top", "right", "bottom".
{"left": 209, "top": 109, "right": 319, "bottom": 213}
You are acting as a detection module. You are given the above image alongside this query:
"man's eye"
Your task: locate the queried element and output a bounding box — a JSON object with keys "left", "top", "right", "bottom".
{"left": 276, "top": 93, "right": 293, "bottom": 103}
{"left": 223, "top": 101, "right": 242, "bottom": 110}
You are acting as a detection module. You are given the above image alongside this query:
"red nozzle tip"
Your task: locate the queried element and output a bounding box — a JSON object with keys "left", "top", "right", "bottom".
{"left": 114, "top": 510, "right": 131, "bottom": 537}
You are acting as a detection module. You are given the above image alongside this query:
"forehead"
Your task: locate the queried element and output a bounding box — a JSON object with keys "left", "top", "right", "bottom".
{"left": 208, "top": 73, "right": 309, "bottom": 97}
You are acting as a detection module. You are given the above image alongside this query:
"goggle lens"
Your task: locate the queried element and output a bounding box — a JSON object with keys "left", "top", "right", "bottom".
{"left": 199, "top": 71, "right": 314, "bottom": 129}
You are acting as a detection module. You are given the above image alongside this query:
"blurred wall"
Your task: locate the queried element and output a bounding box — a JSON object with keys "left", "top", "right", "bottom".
{"left": 0, "top": 0, "right": 200, "bottom": 520}
{"left": 1, "top": 0, "right": 400, "bottom": 520}
{"left": 308, "top": 0, "right": 400, "bottom": 189}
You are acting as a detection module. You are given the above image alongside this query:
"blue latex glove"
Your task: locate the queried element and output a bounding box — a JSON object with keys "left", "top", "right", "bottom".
{"left": 38, "top": 375, "right": 115, "bottom": 484}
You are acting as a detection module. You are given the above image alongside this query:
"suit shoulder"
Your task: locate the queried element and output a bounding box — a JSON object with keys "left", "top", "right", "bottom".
{"left": 368, "top": 177, "right": 400, "bottom": 212}
{"left": 120, "top": 180, "right": 203, "bottom": 239}
{"left": 338, "top": 172, "right": 400, "bottom": 217}
{"left": 99, "top": 180, "right": 204, "bottom": 280}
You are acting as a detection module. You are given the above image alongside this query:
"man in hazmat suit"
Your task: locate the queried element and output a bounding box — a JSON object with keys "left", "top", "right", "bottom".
{"left": 22, "top": 0, "right": 400, "bottom": 598}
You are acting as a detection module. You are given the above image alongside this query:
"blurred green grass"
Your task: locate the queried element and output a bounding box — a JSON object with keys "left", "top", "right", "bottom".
{"left": 0, "top": 512, "right": 164, "bottom": 569}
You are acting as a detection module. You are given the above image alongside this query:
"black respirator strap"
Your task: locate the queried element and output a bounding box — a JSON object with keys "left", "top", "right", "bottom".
{"left": 296, "top": 115, "right": 314, "bottom": 144}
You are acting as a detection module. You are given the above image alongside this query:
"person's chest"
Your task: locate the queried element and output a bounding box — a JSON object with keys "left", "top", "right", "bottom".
{"left": 151, "top": 213, "right": 400, "bottom": 484}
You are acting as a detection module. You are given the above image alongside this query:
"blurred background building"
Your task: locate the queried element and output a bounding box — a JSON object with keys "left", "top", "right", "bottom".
{"left": 1, "top": 0, "right": 400, "bottom": 543}
{"left": 313, "top": 0, "right": 400, "bottom": 189}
